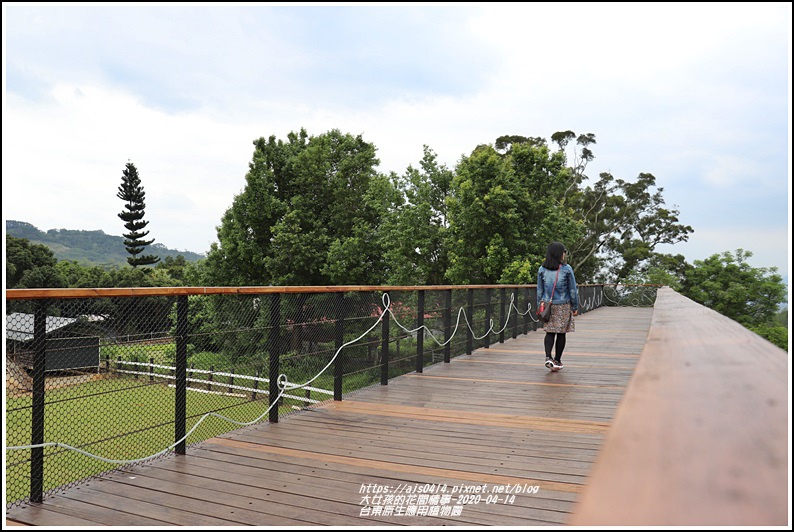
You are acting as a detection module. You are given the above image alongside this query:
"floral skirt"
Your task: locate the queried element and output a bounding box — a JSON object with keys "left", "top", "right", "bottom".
{"left": 543, "top": 302, "right": 575, "bottom": 333}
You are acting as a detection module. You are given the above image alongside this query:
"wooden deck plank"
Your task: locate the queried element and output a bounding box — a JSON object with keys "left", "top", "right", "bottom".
{"left": 66, "top": 476, "right": 310, "bottom": 526}
{"left": 6, "top": 306, "right": 653, "bottom": 526}
{"left": 210, "top": 437, "right": 587, "bottom": 492}
{"left": 272, "top": 413, "right": 607, "bottom": 459}
{"left": 322, "top": 401, "right": 612, "bottom": 433}
{"left": 247, "top": 416, "right": 601, "bottom": 468}
{"left": 132, "top": 459, "right": 561, "bottom": 527}
{"left": 184, "top": 445, "right": 575, "bottom": 525}
{"left": 217, "top": 433, "right": 594, "bottom": 488}
{"left": 280, "top": 406, "right": 607, "bottom": 444}
{"left": 199, "top": 439, "right": 572, "bottom": 525}
{"left": 98, "top": 471, "right": 377, "bottom": 526}
{"left": 169, "top": 451, "right": 579, "bottom": 512}
{"left": 135, "top": 459, "right": 459, "bottom": 527}
{"left": 200, "top": 426, "right": 595, "bottom": 480}
{"left": 57, "top": 486, "right": 240, "bottom": 526}
{"left": 24, "top": 492, "right": 174, "bottom": 526}
{"left": 4, "top": 504, "right": 104, "bottom": 526}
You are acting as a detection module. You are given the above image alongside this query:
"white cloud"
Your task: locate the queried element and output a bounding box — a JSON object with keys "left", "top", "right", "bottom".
{"left": 658, "top": 227, "right": 790, "bottom": 280}
{"left": 702, "top": 155, "right": 760, "bottom": 188}
{"left": 3, "top": 2, "right": 791, "bottom": 277}
{"left": 4, "top": 83, "right": 256, "bottom": 252}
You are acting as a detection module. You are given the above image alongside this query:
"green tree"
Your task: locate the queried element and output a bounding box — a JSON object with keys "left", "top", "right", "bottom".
{"left": 445, "top": 144, "right": 512, "bottom": 284}
{"left": 494, "top": 134, "right": 546, "bottom": 153}
{"left": 747, "top": 324, "right": 787, "bottom": 350}
{"left": 551, "top": 132, "right": 693, "bottom": 283}
{"left": 55, "top": 260, "right": 112, "bottom": 288}
{"left": 642, "top": 253, "right": 690, "bottom": 291}
{"left": 5, "top": 235, "right": 63, "bottom": 288}
{"left": 550, "top": 130, "right": 595, "bottom": 204}
{"left": 117, "top": 162, "right": 160, "bottom": 268}
{"left": 207, "top": 128, "right": 389, "bottom": 286}
{"left": 680, "top": 249, "right": 787, "bottom": 329}
{"left": 380, "top": 146, "right": 453, "bottom": 285}
{"left": 155, "top": 255, "right": 189, "bottom": 282}
{"left": 180, "top": 258, "right": 208, "bottom": 286}
{"left": 507, "top": 138, "right": 583, "bottom": 265}
{"left": 773, "top": 308, "right": 788, "bottom": 328}
{"left": 446, "top": 139, "right": 582, "bottom": 284}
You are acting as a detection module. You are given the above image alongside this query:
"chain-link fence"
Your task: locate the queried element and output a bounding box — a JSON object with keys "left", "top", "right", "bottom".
{"left": 5, "top": 284, "right": 613, "bottom": 509}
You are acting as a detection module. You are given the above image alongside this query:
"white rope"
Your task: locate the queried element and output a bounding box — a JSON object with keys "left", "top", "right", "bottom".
{"left": 386, "top": 291, "right": 541, "bottom": 344}
{"left": 602, "top": 285, "right": 654, "bottom": 307}
{"left": 6, "top": 388, "right": 288, "bottom": 464}
{"left": 279, "top": 294, "right": 390, "bottom": 392}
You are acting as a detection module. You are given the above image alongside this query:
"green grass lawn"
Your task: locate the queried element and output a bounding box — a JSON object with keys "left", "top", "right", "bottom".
{"left": 5, "top": 375, "right": 297, "bottom": 505}
{"left": 5, "top": 354, "right": 413, "bottom": 506}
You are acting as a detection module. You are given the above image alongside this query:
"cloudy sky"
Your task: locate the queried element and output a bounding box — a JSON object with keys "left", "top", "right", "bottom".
{"left": 3, "top": 3, "right": 791, "bottom": 282}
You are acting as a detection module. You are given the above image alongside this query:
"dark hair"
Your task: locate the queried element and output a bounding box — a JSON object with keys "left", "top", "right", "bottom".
{"left": 542, "top": 242, "right": 567, "bottom": 270}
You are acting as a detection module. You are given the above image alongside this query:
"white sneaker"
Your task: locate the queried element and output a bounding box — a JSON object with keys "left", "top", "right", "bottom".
{"left": 544, "top": 357, "right": 554, "bottom": 369}
{"left": 552, "top": 359, "right": 564, "bottom": 370}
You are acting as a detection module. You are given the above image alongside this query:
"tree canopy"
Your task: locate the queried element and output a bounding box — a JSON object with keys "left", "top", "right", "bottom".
{"left": 6, "top": 235, "right": 63, "bottom": 288}
{"left": 445, "top": 139, "right": 582, "bottom": 284}
{"left": 205, "top": 128, "right": 389, "bottom": 286}
{"left": 680, "top": 249, "right": 786, "bottom": 328}
{"left": 200, "top": 128, "right": 705, "bottom": 288}
{"left": 379, "top": 146, "right": 452, "bottom": 285}
{"left": 6, "top": 126, "right": 787, "bottom": 349}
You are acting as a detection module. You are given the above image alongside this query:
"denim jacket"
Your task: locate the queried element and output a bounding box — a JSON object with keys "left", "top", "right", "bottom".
{"left": 537, "top": 264, "right": 579, "bottom": 312}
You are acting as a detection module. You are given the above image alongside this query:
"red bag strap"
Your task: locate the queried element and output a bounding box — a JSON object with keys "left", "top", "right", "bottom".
{"left": 548, "top": 267, "right": 560, "bottom": 301}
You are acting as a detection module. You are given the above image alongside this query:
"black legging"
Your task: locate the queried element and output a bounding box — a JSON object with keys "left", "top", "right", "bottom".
{"left": 544, "top": 332, "right": 567, "bottom": 360}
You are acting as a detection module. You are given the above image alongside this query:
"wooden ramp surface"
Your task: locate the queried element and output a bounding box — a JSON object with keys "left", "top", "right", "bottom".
{"left": 6, "top": 306, "right": 653, "bottom": 526}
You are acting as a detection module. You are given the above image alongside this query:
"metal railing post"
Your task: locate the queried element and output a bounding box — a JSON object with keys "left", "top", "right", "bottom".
{"left": 512, "top": 288, "right": 518, "bottom": 339}
{"left": 484, "top": 288, "right": 492, "bottom": 348}
{"left": 531, "top": 286, "right": 539, "bottom": 332}
{"left": 499, "top": 287, "right": 506, "bottom": 344}
{"left": 175, "top": 295, "right": 188, "bottom": 455}
{"left": 30, "top": 299, "right": 47, "bottom": 503}
{"left": 416, "top": 290, "right": 425, "bottom": 373}
{"left": 444, "top": 289, "right": 452, "bottom": 363}
{"left": 381, "top": 292, "right": 390, "bottom": 385}
{"left": 466, "top": 289, "right": 473, "bottom": 355}
{"left": 269, "top": 293, "right": 281, "bottom": 423}
{"left": 334, "top": 292, "right": 345, "bottom": 401}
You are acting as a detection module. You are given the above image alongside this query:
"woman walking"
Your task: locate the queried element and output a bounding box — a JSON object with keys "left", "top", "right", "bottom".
{"left": 537, "top": 242, "right": 579, "bottom": 370}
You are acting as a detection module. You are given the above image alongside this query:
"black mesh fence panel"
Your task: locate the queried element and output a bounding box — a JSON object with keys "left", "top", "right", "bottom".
{"left": 5, "top": 284, "right": 624, "bottom": 509}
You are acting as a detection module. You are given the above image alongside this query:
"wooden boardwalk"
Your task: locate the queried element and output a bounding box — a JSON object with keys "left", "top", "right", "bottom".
{"left": 6, "top": 306, "right": 653, "bottom": 526}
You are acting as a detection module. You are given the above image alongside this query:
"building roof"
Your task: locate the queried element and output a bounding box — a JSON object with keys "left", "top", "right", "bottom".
{"left": 6, "top": 313, "right": 78, "bottom": 342}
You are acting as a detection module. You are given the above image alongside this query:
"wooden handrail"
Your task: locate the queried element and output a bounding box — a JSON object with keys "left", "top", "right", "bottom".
{"left": 5, "top": 283, "right": 622, "bottom": 300}
{"left": 568, "top": 287, "right": 789, "bottom": 526}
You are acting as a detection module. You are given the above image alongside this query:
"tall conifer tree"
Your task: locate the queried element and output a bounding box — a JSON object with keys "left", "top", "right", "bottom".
{"left": 117, "top": 162, "right": 159, "bottom": 267}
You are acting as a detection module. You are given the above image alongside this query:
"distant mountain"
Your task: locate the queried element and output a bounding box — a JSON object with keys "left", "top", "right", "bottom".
{"left": 5, "top": 220, "right": 205, "bottom": 268}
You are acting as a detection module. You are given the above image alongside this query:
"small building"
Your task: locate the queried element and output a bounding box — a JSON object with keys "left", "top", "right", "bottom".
{"left": 5, "top": 313, "right": 104, "bottom": 372}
